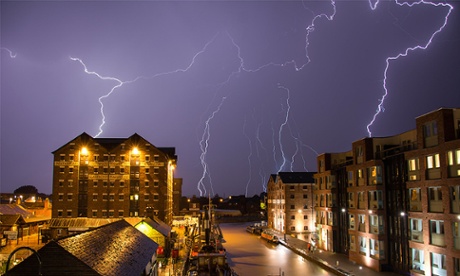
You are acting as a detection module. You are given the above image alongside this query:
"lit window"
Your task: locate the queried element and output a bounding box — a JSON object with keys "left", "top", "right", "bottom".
{"left": 426, "top": 154, "right": 440, "bottom": 169}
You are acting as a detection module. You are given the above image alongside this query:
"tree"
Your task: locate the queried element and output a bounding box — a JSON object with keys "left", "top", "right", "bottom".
{"left": 14, "top": 185, "right": 38, "bottom": 195}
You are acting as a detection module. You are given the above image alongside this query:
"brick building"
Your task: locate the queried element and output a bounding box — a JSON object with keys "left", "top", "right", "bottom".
{"left": 313, "top": 107, "right": 460, "bottom": 275}
{"left": 51, "top": 132, "right": 177, "bottom": 225}
{"left": 267, "top": 172, "right": 316, "bottom": 241}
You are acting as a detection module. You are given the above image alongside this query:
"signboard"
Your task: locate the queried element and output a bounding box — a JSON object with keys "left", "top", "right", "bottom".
{"left": 4, "top": 231, "right": 18, "bottom": 240}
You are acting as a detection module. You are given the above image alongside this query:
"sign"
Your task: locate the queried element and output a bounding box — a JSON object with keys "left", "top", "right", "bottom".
{"left": 4, "top": 231, "right": 18, "bottom": 240}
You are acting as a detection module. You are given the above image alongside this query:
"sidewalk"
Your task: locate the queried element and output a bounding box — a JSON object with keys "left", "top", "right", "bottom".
{"left": 273, "top": 232, "right": 400, "bottom": 276}
{"left": 0, "top": 234, "right": 44, "bottom": 275}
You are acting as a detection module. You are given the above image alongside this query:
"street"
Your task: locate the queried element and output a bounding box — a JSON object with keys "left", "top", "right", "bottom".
{"left": 220, "top": 223, "right": 331, "bottom": 276}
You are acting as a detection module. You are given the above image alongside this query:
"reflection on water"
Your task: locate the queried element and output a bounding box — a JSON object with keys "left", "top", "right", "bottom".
{"left": 221, "top": 223, "right": 332, "bottom": 276}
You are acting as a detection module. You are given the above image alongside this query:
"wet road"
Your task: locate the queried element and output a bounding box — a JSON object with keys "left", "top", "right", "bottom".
{"left": 220, "top": 223, "right": 331, "bottom": 276}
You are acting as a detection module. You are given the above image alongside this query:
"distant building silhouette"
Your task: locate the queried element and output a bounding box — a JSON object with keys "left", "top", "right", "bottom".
{"left": 51, "top": 132, "right": 177, "bottom": 225}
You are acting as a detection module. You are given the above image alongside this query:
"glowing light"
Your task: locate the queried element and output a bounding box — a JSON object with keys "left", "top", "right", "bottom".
{"left": 80, "top": 147, "right": 89, "bottom": 156}
{"left": 132, "top": 147, "right": 139, "bottom": 155}
{"left": 366, "top": 0, "right": 453, "bottom": 137}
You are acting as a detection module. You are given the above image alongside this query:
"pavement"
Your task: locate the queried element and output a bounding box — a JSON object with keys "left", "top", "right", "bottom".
{"left": 0, "top": 234, "right": 44, "bottom": 275}
{"left": 272, "top": 230, "right": 401, "bottom": 276}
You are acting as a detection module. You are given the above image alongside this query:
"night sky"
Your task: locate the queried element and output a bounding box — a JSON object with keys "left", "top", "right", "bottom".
{"left": 2, "top": 1, "right": 460, "bottom": 197}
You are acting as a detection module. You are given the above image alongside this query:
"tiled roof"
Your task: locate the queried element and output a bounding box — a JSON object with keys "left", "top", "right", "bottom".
{"left": 0, "top": 204, "right": 32, "bottom": 216}
{"left": 0, "top": 214, "right": 22, "bottom": 226}
{"left": 8, "top": 220, "right": 158, "bottom": 276}
{"left": 278, "top": 172, "right": 316, "bottom": 184}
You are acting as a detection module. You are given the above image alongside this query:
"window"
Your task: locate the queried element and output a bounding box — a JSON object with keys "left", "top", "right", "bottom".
{"left": 153, "top": 194, "right": 159, "bottom": 201}
{"left": 304, "top": 215, "right": 308, "bottom": 220}
{"left": 411, "top": 248, "right": 424, "bottom": 271}
{"left": 145, "top": 194, "right": 150, "bottom": 201}
{"left": 93, "top": 181, "right": 98, "bottom": 187}
{"left": 304, "top": 226, "right": 308, "bottom": 231}
{"left": 154, "top": 167, "right": 159, "bottom": 174}
{"left": 154, "top": 180, "right": 159, "bottom": 187}
{"left": 290, "top": 205, "right": 295, "bottom": 210}
{"left": 109, "top": 194, "right": 115, "bottom": 201}
{"left": 58, "top": 193, "right": 64, "bottom": 201}
{"left": 103, "top": 193, "right": 108, "bottom": 201}
{"left": 57, "top": 210, "right": 63, "bottom": 217}
{"left": 67, "top": 210, "right": 72, "bottom": 217}
{"left": 426, "top": 154, "right": 440, "bottom": 169}
{"left": 120, "top": 181, "right": 125, "bottom": 187}
{"left": 119, "top": 194, "right": 125, "bottom": 201}
{"left": 290, "top": 194, "right": 295, "bottom": 199}
{"left": 423, "top": 120, "right": 438, "bottom": 137}
{"left": 349, "top": 214, "right": 355, "bottom": 230}
{"left": 291, "top": 215, "right": 295, "bottom": 220}
{"left": 359, "top": 237, "right": 367, "bottom": 255}
{"left": 118, "top": 210, "right": 124, "bottom": 217}
{"left": 92, "top": 210, "right": 97, "bottom": 217}
{"left": 290, "top": 226, "right": 295, "bottom": 231}
{"left": 110, "top": 181, "right": 114, "bottom": 187}
{"left": 145, "top": 168, "right": 150, "bottom": 174}
{"left": 145, "top": 155, "right": 150, "bottom": 162}
{"left": 94, "top": 167, "right": 99, "bottom": 174}
{"left": 145, "top": 181, "right": 149, "bottom": 187}
{"left": 59, "top": 180, "right": 64, "bottom": 187}
{"left": 92, "top": 194, "right": 98, "bottom": 201}
{"left": 69, "top": 167, "right": 74, "bottom": 174}
{"left": 68, "top": 180, "right": 73, "bottom": 187}
{"left": 303, "top": 194, "right": 308, "bottom": 199}
{"left": 67, "top": 193, "right": 73, "bottom": 201}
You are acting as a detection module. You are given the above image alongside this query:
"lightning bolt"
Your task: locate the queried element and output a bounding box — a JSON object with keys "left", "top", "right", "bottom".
{"left": 71, "top": 33, "right": 220, "bottom": 138}
{"left": 243, "top": 115, "right": 253, "bottom": 197}
{"left": 1, "top": 47, "right": 17, "bottom": 58}
{"left": 69, "top": 57, "right": 141, "bottom": 137}
{"left": 197, "top": 96, "right": 227, "bottom": 197}
{"left": 366, "top": 0, "right": 453, "bottom": 137}
{"left": 277, "top": 84, "right": 291, "bottom": 172}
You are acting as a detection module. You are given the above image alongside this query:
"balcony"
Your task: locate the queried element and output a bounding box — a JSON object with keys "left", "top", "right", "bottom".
{"left": 426, "top": 168, "right": 441, "bottom": 180}
{"left": 370, "top": 225, "right": 384, "bottom": 235}
{"left": 410, "top": 230, "right": 423, "bottom": 243}
{"left": 369, "top": 200, "right": 383, "bottom": 210}
{"left": 410, "top": 201, "right": 422, "bottom": 212}
{"left": 429, "top": 200, "right": 443, "bottom": 213}
{"left": 430, "top": 233, "right": 446, "bottom": 247}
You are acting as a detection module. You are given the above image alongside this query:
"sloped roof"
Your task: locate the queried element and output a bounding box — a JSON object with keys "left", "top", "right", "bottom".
{"left": 0, "top": 204, "right": 32, "bottom": 216}
{"left": 278, "top": 172, "right": 316, "bottom": 184}
{"left": 0, "top": 214, "right": 22, "bottom": 226}
{"left": 8, "top": 220, "right": 158, "bottom": 276}
{"left": 48, "top": 217, "right": 120, "bottom": 228}
{"left": 125, "top": 217, "right": 171, "bottom": 237}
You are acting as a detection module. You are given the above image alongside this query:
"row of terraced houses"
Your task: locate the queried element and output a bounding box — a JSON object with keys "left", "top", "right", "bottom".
{"left": 267, "top": 107, "right": 460, "bottom": 276}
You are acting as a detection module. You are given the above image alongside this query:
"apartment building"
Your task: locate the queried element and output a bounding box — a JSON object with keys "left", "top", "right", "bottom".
{"left": 267, "top": 172, "right": 316, "bottom": 241}
{"left": 52, "top": 132, "right": 177, "bottom": 225}
{"left": 314, "top": 151, "right": 352, "bottom": 253}
{"left": 314, "top": 107, "right": 460, "bottom": 275}
{"left": 405, "top": 108, "right": 460, "bottom": 276}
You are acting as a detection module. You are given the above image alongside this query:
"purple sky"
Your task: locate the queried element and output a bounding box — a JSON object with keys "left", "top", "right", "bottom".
{"left": 1, "top": 1, "right": 459, "bottom": 197}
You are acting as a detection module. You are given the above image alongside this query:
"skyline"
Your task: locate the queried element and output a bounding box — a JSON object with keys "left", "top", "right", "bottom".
{"left": 2, "top": 1, "right": 460, "bottom": 197}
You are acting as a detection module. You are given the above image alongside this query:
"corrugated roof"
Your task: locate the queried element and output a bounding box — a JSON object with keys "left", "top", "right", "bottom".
{"left": 278, "top": 172, "right": 316, "bottom": 184}
{"left": 0, "top": 204, "right": 32, "bottom": 216}
{"left": 48, "top": 217, "right": 120, "bottom": 228}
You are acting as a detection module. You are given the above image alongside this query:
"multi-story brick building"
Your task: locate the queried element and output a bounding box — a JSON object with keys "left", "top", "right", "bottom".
{"left": 314, "top": 151, "right": 352, "bottom": 253}
{"left": 267, "top": 172, "right": 316, "bottom": 241}
{"left": 52, "top": 132, "right": 177, "bottom": 225}
{"left": 405, "top": 108, "right": 460, "bottom": 276}
{"left": 313, "top": 107, "right": 460, "bottom": 275}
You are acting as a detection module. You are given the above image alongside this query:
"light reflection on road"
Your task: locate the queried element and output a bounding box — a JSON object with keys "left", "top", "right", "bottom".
{"left": 220, "top": 222, "right": 331, "bottom": 276}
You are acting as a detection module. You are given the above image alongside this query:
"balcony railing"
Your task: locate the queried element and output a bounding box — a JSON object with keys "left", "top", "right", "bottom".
{"left": 410, "top": 230, "right": 423, "bottom": 243}
{"left": 410, "top": 201, "right": 422, "bottom": 212}
{"left": 429, "top": 200, "right": 443, "bottom": 213}
{"left": 431, "top": 233, "right": 446, "bottom": 247}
